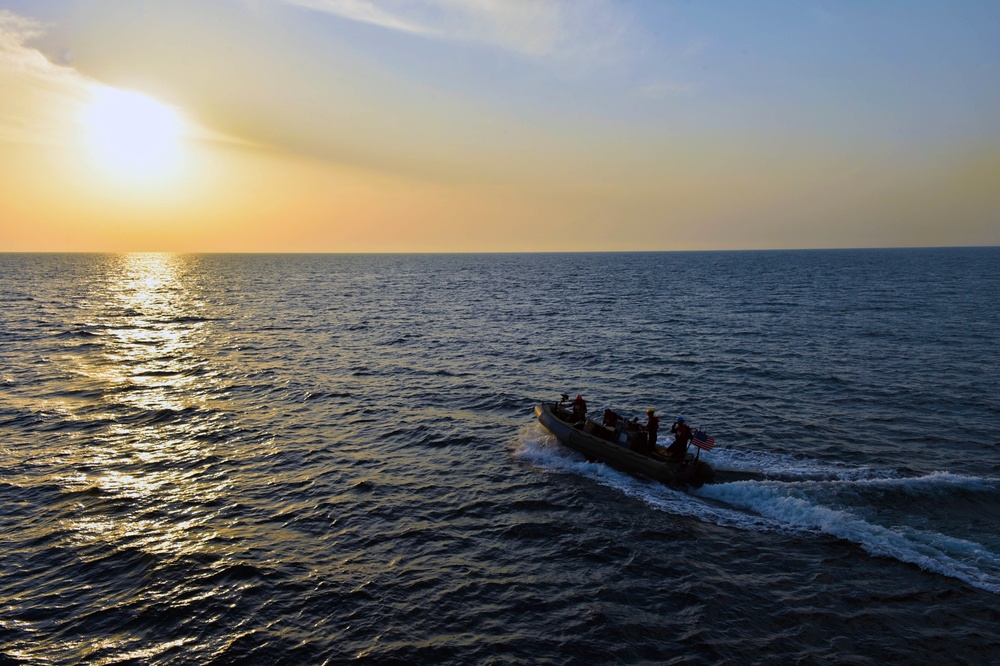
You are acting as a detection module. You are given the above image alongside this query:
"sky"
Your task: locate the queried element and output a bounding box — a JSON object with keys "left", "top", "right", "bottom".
{"left": 0, "top": 0, "right": 998, "bottom": 252}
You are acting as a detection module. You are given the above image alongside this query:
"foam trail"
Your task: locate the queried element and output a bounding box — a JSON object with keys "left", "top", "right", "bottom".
{"left": 707, "top": 447, "right": 895, "bottom": 481}
{"left": 697, "top": 479, "right": 1000, "bottom": 594}
{"left": 515, "top": 425, "right": 792, "bottom": 532}
{"left": 518, "top": 425, "right": 1000, "bottom": 594}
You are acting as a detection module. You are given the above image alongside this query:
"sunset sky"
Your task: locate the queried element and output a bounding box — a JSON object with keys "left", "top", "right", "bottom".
{"left": 1, "top": 1, "right": 998, "bottom": 252}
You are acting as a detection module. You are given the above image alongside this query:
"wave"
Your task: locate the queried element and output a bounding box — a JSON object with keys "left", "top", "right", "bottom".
{"left": 515, "top": 423, "right": 1000, "bottom": 594}
{"left": 52, "top": 328, "right": 102, "bottom": 338}
{"left": 696, "top": 475, "right": 1000, "bottom": 595}
{"left": 707, "top": 447, "right": 896, "bottom": 482}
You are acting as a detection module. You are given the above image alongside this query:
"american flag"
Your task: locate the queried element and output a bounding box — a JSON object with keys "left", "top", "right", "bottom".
{"left": 693, "top": 430, "right": 715, "bottom": 452}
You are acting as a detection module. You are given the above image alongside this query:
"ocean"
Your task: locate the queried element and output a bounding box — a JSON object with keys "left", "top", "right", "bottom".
{"left": 1, "top": 249, "right": 998, "bottom": 664}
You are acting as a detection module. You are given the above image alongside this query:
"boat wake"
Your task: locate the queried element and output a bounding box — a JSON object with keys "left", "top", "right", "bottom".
{"left": 516, "top": 423, "right": 1000, "bottom": 594}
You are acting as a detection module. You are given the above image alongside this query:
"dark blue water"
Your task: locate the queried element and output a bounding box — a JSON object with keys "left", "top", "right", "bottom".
{"left": 2, "top": 249, "right": 999, "bottom": 664}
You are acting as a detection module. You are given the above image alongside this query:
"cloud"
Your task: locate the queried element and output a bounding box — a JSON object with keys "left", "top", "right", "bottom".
{"left": 0, "top": 10, "right": 41, "bottom": 43}
{"left": 279, "top": 0, "right": 629, "bottom": 59}
{"left": 0, "top": 11, "right": 243, "bottom": 150}
{"left": 0, "top": 11, "right": 90, "bottom": 145}
{"left": 280, "top": 0, "right": 431, "bottom": 36}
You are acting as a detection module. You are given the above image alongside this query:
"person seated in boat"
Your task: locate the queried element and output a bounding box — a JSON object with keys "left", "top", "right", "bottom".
{"left": 571, "top": 394, "right": 587, "bottom": 422}
{"left": 602, "top": 408, "right": 619, "bottom": 428}
{"left": 644, "top": 408, "right": 660, "bottom": 454}
{"left": 667, "top": 416, "right": 692, "bottom": 459}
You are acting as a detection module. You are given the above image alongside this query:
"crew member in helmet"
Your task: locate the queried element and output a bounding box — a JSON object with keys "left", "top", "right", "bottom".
{"left": 644, "top": 408, "right": 660, "bottom": 453}
{"left": 571, "top": 394, "right": 587, "bottom": 422}
{"left": 667, "top": 416, "right": 692, "bottom": 459}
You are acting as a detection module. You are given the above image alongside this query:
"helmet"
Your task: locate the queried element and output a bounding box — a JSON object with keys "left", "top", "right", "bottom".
{"left": 576, "top": 394, "right": 583, "bottom": 399}
{"left": 646, "top": 408, "right": 655, "bottom": 415}
{"left": 676, "top": 416, "right": 685, "bottom": 422}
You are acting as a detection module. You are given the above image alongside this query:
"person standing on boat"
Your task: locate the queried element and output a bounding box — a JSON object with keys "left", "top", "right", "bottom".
{"left": 667, "top": 416, "right": 692, "bottom": 459}
{"left": 644, "top": 409, "right": 660, "bottom": 453}
{"left": 571, "top": 394, "right": 587, "bottom": 422}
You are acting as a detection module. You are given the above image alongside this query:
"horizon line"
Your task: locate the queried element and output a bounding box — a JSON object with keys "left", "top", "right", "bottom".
{"left": 2, "top": 245, "right": 998, "bottom": 256}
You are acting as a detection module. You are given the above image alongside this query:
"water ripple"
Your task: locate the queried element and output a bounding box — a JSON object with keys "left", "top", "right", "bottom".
{"left": 1, "top": 250, "right": 999, "bottom": 664}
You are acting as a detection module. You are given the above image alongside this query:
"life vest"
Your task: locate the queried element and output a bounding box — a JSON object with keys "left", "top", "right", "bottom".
{"left": 673, "top": 422, "right": 692, "bottom": 444}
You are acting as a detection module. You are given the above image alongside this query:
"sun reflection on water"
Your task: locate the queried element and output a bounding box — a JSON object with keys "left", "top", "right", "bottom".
{"left": 97, "top": 253, "right": 207, "bottom": 410}
{"left": 62, "top": 253, "right": 232, "bottom": 562}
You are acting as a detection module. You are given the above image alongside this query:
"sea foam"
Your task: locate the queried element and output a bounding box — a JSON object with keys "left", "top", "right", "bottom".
{"left": 518, "top": 423, "right": 1000, "bottom": 594}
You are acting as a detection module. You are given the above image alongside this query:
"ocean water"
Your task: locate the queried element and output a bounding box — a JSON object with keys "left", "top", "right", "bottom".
{"left": 1, "top": 249, "right": 998, "bottom": 664}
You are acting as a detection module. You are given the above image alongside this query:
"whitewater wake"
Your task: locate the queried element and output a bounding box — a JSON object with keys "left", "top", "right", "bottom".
{"left": 516, "top": 423, "right": 1000, "bottom": 594}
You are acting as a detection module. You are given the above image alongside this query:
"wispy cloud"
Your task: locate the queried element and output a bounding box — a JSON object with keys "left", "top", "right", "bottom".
{"left": 281, "top": 0, "right": 431, "bottom": 36}
{"left": 0, "top": 11, "right": 89, "bottom": 145}
{"left": 279, "top": 0, "right": 630, "bottom": 60}
{"left": 0, "top": 10, "right": 41, "bottom": 44}
{"left": 0, "top": 12, "right": 240, "bottom": 148}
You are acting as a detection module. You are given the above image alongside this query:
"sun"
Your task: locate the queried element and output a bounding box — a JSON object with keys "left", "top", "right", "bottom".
{"left": 82, "top": 86, "right": 184, "bottom": 182}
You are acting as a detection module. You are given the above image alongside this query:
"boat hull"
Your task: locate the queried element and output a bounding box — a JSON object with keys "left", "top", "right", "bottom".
{"left": 534, "top": 403, "right": 714, "bottom": 488}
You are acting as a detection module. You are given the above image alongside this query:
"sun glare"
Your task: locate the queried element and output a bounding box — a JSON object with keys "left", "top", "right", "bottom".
{"left": 82, "top": 87, "right": 184, "bottom": 182}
